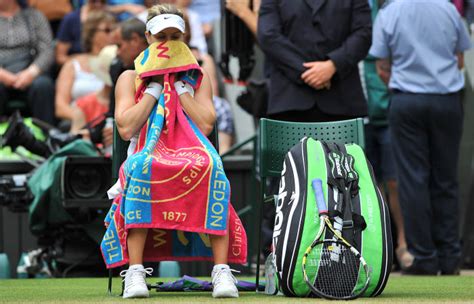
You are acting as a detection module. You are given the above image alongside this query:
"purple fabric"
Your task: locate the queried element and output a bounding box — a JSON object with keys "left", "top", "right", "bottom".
{"left": 452, "top": 0, "right": 464, "bottom": 16}
{"left": 151, "top": 275, "right": 264, "bottom": 292}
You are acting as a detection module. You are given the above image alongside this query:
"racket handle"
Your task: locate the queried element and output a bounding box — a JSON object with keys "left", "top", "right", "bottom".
{"left": 312, "top": 178, "right": 328, "bottom": 215}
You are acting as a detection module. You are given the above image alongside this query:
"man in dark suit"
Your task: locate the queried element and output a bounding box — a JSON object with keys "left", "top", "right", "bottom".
{"left": 257, "top": 0, "right": 372, "bottom": 122}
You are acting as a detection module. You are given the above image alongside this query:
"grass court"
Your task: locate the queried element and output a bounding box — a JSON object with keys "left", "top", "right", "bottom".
{"left": 1, "top": 272, "right": 474, "bottom": 303}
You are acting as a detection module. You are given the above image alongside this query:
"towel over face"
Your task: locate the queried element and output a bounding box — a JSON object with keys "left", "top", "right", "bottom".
{"left": 101, "top": 41, "right": 247, "bottom": 268}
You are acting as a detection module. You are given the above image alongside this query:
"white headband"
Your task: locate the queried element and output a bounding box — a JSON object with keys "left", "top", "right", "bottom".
{"left": 146, "top": 14, "right": 185, "bottom": 35}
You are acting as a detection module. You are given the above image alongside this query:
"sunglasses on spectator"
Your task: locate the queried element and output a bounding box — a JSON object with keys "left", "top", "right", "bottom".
{"left": 96, "top": 27, "right": 113, "bottom": 33}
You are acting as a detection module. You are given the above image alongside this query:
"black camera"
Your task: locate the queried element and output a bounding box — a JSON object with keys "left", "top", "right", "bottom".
{"left": 0, "top": 173, "right": 33, "bottom": 212}
{"left": 61, "top": 156, "right": 112, "bottom": 209}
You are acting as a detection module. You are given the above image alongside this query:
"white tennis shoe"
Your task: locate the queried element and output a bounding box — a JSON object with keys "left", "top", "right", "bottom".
{"left": 211, "top": 264, "right": 239, "bottom": 298}
{"left": 120, "top": 264, "right": 153, "bottom": 299}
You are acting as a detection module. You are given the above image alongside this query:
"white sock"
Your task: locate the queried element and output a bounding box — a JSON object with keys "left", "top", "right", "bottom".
{"left": 213, "top": 264, "right": 229, "bottom": 272}
{"left": 129, "top": 264, "right": 144, "bottom": 271}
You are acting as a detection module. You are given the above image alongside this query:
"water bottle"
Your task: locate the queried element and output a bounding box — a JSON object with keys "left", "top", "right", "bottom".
{"left": 103, "top": 117, "right": 114, "bottom": 157}
{"left": 264, "top": 253, "right": 278, "bottom": 295}
{"left": 158, "top": 261, "right": 180, "bottom": 278}
{"left": 0, "top": 253, "right": 11, "bottom": 279}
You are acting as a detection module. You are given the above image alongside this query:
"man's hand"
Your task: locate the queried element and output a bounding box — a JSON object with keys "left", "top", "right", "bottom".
{"left": 0, "top": 69, "right": 18, "bottom": 87}
{"left": 318, "top": 81, "right": 332, "bottom": 90}
{"left": 301, "top": 60, "right": 337, "bottom": 90}
{"left": 457, "top": 53, "right": 464, "bottom": 70}
{"left": 226, "top": 0, "right": 251, "bottom": 17}
{"left": 13, "top": 66, "right": 39, "bottom": 90}
{"left": 102, "top": 125, "right": 113, "bottom": 148}
{"left": 375, "top": 59, "right": 391, "bottom": 85}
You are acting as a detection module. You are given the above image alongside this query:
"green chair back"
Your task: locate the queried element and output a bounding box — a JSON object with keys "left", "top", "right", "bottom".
{"left": 259, "top": 118, "right": 365, "bottom": 179}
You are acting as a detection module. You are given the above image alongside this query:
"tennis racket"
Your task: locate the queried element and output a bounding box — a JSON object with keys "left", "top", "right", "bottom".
{"left": 302, "top": 178, "right": 371, "bottom": 300}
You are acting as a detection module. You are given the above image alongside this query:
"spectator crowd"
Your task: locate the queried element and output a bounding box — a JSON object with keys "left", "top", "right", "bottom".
{"left": 0, "top": 0, "right": 235, "bottom": 153}
{"left": 0, "top": 0, "right": 473, "bottom": 277}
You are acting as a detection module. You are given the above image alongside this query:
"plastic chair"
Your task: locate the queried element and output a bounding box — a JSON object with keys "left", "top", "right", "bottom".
{"left": 254, "top": 117, "right": 365, "bottom": 289}
{"left": 0, "top": 253, "right": 10, "bottom": 279}
{"left": 107, "top": 120, "right": 219, "bottom": 294}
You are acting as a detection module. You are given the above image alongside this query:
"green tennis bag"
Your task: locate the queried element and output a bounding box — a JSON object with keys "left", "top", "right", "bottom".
{"left": 272, "top": 138, "right": 393, "bottom": 297}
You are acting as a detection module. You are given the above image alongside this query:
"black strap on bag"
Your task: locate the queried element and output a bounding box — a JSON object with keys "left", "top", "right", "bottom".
{"left": 336, "top": 143, "right": 367, "bottom": 237}
{"left": 323, "top": 142, "right": 346, "bottom": 218}
{"left": 322, "top": 141, "right": 367, "bottom": 246}
{"left": 322, "top": 142, "right": 349, "bottom": 248}
{"left": 341, "top": 151, "right": 367, "bottom": 232}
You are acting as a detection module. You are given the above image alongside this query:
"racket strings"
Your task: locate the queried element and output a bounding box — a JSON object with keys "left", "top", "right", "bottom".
{"left": 308, "top": 242, "right": 366, "bottom": 298}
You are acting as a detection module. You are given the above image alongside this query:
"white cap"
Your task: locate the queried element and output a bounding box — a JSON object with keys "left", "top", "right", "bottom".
{"left": 89, "top": 45, "right": 117, "bottom": 86}
{"left": 146, "top": 14, "right": 185, "bottom": 35}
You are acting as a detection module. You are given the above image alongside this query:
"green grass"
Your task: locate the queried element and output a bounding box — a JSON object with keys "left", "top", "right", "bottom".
{"left": 0, "top": 275, "right": 473, "bottom": 303}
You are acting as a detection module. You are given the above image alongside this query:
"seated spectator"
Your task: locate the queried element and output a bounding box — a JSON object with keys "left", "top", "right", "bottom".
{"left": 70, "top": 45, "right": 117, "bottom": 133}
{"left": 108, "top": 17, "right": 148, "bottom": 116}
{"left": 28, "top": 0, "right": 72, "bottom": 35}
{"left": 183, "top": 13, "right": 235, "bottom": 153}
{"left": 70, "top": 46, "right": 117, "bottom": 151}
{"left": 212, "top": 95, "right": 235, "bottom": 154}
{"left": 106, "top": 0, "right": 146, "bottom": 21}
{"left": 0, "top": 0, "right": 55, "bottom": 125}
{"left": 55, "top": 11, "right": 116, "bottom": 122}
{"left": 136, "top": 0, "right": 157, "bottom": 21}
{"left": 194, "top": 49, "right": 235, "bottom": 153}
{"left": 55, "top": 0, "right": 108, "bottom": 66}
